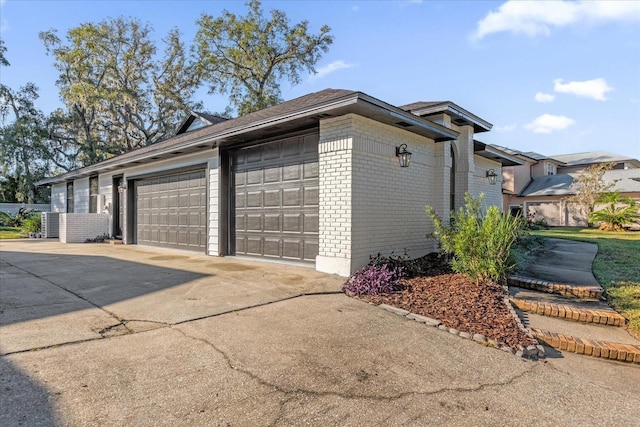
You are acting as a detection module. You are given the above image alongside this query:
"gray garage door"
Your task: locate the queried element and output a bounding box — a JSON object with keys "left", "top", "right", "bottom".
{"left": 234, "top": 134, "right": 319, "bottom": 263}
{"left": 136, "top": 170, "right": 207, "bottom": 251}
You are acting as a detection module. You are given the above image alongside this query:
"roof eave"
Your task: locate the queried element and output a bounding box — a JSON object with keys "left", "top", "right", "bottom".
{"left": 37, "top": 91, "right": 459, "bottom": 186}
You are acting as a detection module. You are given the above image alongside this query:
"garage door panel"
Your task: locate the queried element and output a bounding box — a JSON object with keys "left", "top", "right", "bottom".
{"left": 304, "top": 187, "right": 319, "bottom": 206}
{"left": 304, "top": 214, "right": 319, "bottom": 233}
{"left": 264, "top": 190, "right": 281, "bottom": 207}
{"left": 303, "top": 162, "right": 319, "bottom": 179}
{"left": 283, "top": 214, "right": 302, "bottom": 232}
{"left": 264, "top": 167, "right": 280, "bottom": 183}
{"left": 246, "top": 237, "right": 262, "bottom": 255}
{"left": 264, "top": 214, "right": 280, "bottom": 231}
{"left": 282, "top": 164, "right": 301, "bottom": 181}
{"left": 283, "top": 188, "right": 301, "bottom": 206}
{"left": 234, "top": 134, "right": 318, "bottom": 263}
{"left": 264, "top": 239, "right": 280, "bottom": 257}
{"left": 247, "top": 191, "right": 262, "bottom": 207}
{"left": 136, "top": 169, "right": 206, "bottom": 252}
{"left": 247, "top": 215, "right": 262, "bottom": 231}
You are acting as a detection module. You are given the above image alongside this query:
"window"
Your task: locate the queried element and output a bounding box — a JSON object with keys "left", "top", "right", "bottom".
{"left": 547, "top": 163, "right": 554, "bottom": 175}
{"left": 89, "top": 176, "right": 99, "bottom": 213}
{"left": 66, "top": 181, "right": 74, "bottom": 213}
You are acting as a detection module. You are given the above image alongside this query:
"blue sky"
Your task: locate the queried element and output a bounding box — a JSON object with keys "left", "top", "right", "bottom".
{"left": 2, "top": 0, "right": 639, "bottom": 159}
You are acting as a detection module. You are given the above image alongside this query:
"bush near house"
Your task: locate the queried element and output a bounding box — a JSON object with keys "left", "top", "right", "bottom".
{"left": 426, "top": 193, "right": 525, "bottom": 285}
{"left": 589, "top": 191, "right": 640, "bottom": 232}
{"left": 0, "top": 208, "right": 35, "bottom": 227}
{"left": 0, "top": 208, "right": 40, "bottom": 238}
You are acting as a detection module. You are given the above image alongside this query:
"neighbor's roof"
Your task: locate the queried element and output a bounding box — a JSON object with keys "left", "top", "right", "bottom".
{"left": 400, "top": 101, "right": 492, "bottom": 133}
{"left": 37, "top": 89, "right": 460, "bottom": 186}
{"left": 551, "top": 151, "right": 640, "bottom": 167}
{"left": 519, "top": 169, "right": 640, "bottom": 197}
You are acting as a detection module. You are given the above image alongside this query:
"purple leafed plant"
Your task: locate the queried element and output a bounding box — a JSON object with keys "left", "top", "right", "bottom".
{"left": 342, "top": 264, "right": 404, "bottom": 296}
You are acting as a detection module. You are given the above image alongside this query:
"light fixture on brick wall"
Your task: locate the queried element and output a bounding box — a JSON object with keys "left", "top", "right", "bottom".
{"left": 486, "top": 169, "right": 498, "bottom": 185}
{"left": 396, "top": 144, "right": 412, "bottom": 168}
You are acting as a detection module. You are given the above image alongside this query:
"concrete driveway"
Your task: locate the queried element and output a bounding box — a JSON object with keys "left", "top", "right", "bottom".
{"left": 1, "top": 240, "right": 639, "bottom": 426}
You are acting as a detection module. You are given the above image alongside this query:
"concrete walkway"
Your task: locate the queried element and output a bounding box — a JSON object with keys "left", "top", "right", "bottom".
{"left": 1, "top": 240, "right": 639, "bottom": 426}
{"left": 510, "top": 238, "right": 640, "bottom": 363}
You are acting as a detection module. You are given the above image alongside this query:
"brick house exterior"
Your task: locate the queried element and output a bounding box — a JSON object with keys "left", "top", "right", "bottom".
{"left": 38, "top": 89, "right": 515, "bottom": 276}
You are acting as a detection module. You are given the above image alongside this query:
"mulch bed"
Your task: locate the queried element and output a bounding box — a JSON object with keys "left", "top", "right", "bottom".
{"left": 356, "top": 254, "right": 537, "bottom": 350}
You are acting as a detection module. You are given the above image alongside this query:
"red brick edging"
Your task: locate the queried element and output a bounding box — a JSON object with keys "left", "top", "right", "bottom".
{"left": 531, "top": 328, "right": 640, "bottom": 364}
{"left": 507, "top": 276, "right": 604, "bottom": 300}
{"left": 510, "top": 298, "right": 626, "bottom": 327}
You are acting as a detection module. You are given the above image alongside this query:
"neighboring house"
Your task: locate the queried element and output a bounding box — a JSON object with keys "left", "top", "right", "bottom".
{"left": 37, "top": 89, "right": 516, "bottom": 276}
{"left": 498, "top": 148, "right": 640, "bottom": 226}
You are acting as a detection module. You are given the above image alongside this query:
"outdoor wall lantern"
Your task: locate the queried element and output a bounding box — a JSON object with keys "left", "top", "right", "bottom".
{"left": 117, "top": 184, "right": 127, "bottom": 193}
{"left": 396, "top": 144, "right": 412, "bottom": 168}
{"left": 486, "top": 169, "right": 498, "bottom": 185}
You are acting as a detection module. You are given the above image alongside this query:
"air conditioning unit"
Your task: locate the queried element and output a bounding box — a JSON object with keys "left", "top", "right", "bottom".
{"left": 42, "top": 212, "right": 60, "bottom": 238}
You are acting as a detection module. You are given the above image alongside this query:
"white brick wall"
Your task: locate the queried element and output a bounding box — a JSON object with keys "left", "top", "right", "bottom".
{"left": 51, "top": 183, "right": 66, "bottom": 212}
{"left": 472, "top": 155, "right": 503, "bottom": 210}
{"left": 208, "top": 151, "right": 220, "bottom": 256}
{"left": 59, "top": 213, "right": 109, "bottom": 243}
{"left": 317, "top": 114, "right": 441, "bottom": 276}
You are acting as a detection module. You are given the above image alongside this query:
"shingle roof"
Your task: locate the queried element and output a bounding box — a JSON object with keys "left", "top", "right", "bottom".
{"left": 551, "top": 151, "right": 639, "bottom": 166}
{"left": 519, "top": 169, "right": 640, "bottom": 197}
{"left": 37, "top": 88, "right": 459, "bottom": 185}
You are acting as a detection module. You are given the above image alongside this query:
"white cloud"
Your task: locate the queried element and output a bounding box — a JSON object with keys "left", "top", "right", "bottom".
{"left": 472, "top": 0, "right": 640, "bottom": 40}
{"left": 311, "top": 60, "right": 353, "bottom": 80}
{"left": 525, "top": 114, "right": 575, "bottom": 133}
{"left": 494, "top": 124, "right": 517, "bottom": 132}
{"left": 553, "top": 78, "right": 613, "bottom": 101}
{"left": 534, "top": 92, "right": 555, "bottom": 103}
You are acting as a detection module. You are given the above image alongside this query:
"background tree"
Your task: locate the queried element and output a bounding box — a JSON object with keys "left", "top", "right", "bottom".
{"left": 0, "top": 41, "right": 52, "bottom": 203}
{"left": 566, "top": 162, "right": 615, "bottom": 227}
{"left": 195, "top": 0, "right": 333, "bottom": 115}
{"left": 40, "top": 17, "right": 201, "bottom": 166}
{"left": 589, "top": 191, "right": 640, "bottom": 231}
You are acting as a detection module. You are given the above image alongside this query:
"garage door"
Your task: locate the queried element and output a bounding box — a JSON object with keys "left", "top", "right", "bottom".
{"left": 136, "top": 170, "right": 207, "bottom": 251}
{"left": 233, "top": 134, "right": 319, "bottom": 263}
{"left": 527, "top": 201, "right": 560, "bottom": 227}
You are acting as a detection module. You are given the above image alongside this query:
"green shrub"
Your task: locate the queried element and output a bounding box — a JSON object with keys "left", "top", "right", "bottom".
{"left": 589, "top": 191, "right": 640, "bottom": 231}
{"left": 426, "top": 193, "right": 524, "bottom": 284}
{"left": 22, "top": 213, "right": 42, "bottom": 233}
{"left": 0, "top": 208, "right": 35, "bottom": 227}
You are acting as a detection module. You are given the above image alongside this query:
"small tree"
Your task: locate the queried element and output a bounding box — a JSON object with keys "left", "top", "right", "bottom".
{"left": 589, "top": 191, "right": 640, "bottom": 231}
{"left": 426, "top": 193, "right": 524, "bottom": 284}
{"left": 566, "top": 162, "right": 615, "bottom": 227}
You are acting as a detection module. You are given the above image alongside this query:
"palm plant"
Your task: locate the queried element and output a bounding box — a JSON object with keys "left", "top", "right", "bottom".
{"left": 589, "top": 191, "right": 640, "bottom": 231}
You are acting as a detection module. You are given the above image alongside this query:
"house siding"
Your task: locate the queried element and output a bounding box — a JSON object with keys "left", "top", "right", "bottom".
{"left": 74, "top": 177, "right": 90, "bottom": 213}
{"left": 51, "top": 183, "right": 66, "bottom": 213}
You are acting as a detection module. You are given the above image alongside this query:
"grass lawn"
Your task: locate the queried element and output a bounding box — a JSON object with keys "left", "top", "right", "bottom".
{"left": 0, "top": 226, "right": 27, "bottom": 239}
{"left": 531, "top": 227, "right": 640, "bottom": 335}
